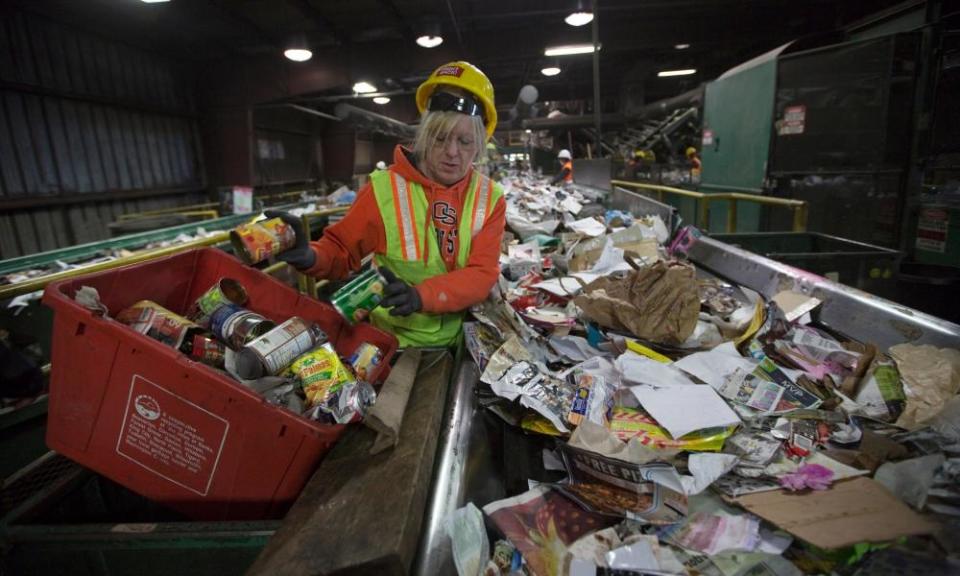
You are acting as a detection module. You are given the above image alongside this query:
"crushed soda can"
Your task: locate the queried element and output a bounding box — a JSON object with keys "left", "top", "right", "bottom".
{"left": 230, "top": 217, "right": 296, "bottom": 265}
{"left": 188, "top": 278, "right": 248, "bottom": 326}
{"left": 347, "top": 342, "right": 383, "bottom": 382}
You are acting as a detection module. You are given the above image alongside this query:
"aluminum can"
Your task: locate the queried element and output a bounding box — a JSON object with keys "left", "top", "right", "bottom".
{"left": 230, "top": 217, "right": 296, "bottom": 265}
{"left": 331, "top": 268, "right": 386, "bottom": 324}
{"left": 210, "top": 304, "right": 276, "bottom": 350}
{"left": 188, "top": 278, "right": 248, "bottom": 326}
{"left": 235, "top": 317, "right": 328, "bottom": 379}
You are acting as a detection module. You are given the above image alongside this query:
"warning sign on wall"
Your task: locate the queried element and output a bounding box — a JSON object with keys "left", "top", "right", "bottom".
{"left": 116, "top": 375, "right": 229, "bottom": 496}
{"left": 778, "top": 105, "right": 806, "bottom": 136}
{"left": 916, "top": 207, "right": 949, "bottom": 253}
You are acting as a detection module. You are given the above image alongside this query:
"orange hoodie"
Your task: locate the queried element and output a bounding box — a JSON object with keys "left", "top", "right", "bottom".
{"left": 306, "top": 145, "right": 506, "bottom": 314}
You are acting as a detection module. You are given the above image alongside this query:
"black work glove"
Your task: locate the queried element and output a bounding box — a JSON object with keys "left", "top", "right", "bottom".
{"left": 264, "top": 210, "right": 317, "bottom": 270}
{"left": 379, "top": 268, "right": 422, "bottom": 317}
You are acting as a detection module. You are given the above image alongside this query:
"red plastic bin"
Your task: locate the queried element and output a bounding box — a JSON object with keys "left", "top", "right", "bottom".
{"left": 42, "top": 248, "right": 398, "bottom": 521}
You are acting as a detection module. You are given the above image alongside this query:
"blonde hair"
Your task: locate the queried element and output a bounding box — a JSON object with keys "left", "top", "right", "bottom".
{"left": 412, "top": 110, "right": 487, "bottom": 166}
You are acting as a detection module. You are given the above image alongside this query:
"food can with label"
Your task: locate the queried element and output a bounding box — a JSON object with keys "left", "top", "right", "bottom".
{"left": 230, "top": 217, "right": 297, "bottom": 265}
{"left": 210, "top": 304, "right": 276, "bottom": 350}
{"left": 330, "top": 268, "right": 386, "bottom": 324}
{"left": 188, "top": 278, "right": 249, "bottom": 326}
{"left": 185, "top": 334, "right": 226, "bottom": 368}
{"left": 235, "top": 317, "right": 328, "bottom": 380}
{"left": 346, "top": 342, "right": 383, "bottom": 382}
{"left": 116, "top": 300, "right": 201, "bottom": 352}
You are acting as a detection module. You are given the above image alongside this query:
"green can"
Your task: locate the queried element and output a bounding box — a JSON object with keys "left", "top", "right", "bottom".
{"left": 331, "top": 268, "right": 386, "bottom": 324}
{"left": 188, "top": 278, "right": 248, "bottom": 326}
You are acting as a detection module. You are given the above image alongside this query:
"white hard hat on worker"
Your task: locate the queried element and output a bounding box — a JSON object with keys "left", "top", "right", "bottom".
{"left": 558, "top": 149, "right": 572, "bottom": 160}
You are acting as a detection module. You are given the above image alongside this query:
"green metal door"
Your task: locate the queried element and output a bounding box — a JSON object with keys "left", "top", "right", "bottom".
{"left": 700, "top": 53, "right": 778, "bottom": 231}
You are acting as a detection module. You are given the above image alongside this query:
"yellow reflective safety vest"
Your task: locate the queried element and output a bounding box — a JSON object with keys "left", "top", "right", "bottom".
{"left": 369, "top": 168, "right": 503, "bottom": 347}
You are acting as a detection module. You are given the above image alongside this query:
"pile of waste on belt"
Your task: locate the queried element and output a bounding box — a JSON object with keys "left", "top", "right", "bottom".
{"left": 451, "top": 170, "right": 959, "bottom": 576}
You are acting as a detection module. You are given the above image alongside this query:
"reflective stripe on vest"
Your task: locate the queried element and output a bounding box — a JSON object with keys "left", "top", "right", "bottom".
{"left": 389, "top": 171, "right": 421, "bottom": 261}
{"left": 471, "top": 176, "right": 493, "bottom": 237}
{"left": 368, "top": 168, "right": 503, "bottom": 347}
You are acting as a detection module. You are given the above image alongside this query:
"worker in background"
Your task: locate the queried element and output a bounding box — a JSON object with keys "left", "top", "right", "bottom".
{"left": 267, "top": 61, "right": 505, "bottom": 348}
{"left": 484, "top": 141, "right": 504, "bottom": 180}
{"left": 626, "top": 149, "right": 655, "bottom": 180}
{"left": 551, "top": 149, "right": 573, "bottom": 185}
{"left": 686, "top": 146, "right": 701, "bottom": 180}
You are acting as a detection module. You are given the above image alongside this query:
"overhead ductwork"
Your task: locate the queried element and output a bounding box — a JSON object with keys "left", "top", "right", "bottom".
{"left": 522, "top": 113, "right": 627, "bottom": 130}
{"left": 333, "top": 103, "right": 417, "bottom": 139}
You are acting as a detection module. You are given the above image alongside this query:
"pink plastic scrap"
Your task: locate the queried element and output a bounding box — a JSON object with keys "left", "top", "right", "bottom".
{"left": 779, "top": 463, "right": 834, "bottom": 491}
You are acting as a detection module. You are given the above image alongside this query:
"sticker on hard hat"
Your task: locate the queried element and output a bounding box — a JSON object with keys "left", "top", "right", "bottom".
{"left": 436, "top": 65, "right": 464, "bottom": 78}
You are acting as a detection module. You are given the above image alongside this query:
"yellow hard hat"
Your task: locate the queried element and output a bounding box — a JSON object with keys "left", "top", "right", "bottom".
{"left": 634, "top": 149, "right": 646, "bottom": 159}
{"left": 685, "top": 146, "right": 697, "bottom": 157}
{"left": 416, "top": 61, "right": 497, "bottom": 139}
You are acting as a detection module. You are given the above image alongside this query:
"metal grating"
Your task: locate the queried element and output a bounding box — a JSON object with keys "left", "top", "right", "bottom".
{"left": 0, "top": 451, "right": 81, "bottom": 516}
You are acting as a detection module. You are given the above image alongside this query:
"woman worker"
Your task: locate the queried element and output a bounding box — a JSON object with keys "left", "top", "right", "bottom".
{"left": 268, "top": 61, "right": 506, "bottom": 348}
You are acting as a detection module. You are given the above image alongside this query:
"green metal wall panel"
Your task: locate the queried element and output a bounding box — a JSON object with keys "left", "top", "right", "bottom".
{"left": 700, "top": 57, "right": 777, "bottom": 232}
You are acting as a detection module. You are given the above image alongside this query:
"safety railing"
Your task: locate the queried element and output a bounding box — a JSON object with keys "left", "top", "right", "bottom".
{"left": 117, "top": 204, "right": 220, "bottom": 221}
{"left": 0, "top": 206, "right": 348, "bottom": 301}
{"left": 610, "top": 180, "right": 808, "bottom": 233}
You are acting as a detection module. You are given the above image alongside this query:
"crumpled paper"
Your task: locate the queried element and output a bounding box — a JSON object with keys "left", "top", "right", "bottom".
{"left": 890, "top": 344, "right": 960, "bottom": 429}
{"left": 574, "top": 260, "right": 699, "bottom": 345}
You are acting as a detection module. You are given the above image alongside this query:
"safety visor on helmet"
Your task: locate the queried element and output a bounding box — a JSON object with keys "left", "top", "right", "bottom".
{"left": 426, "top": 91, "right": 486, "bottom": 123}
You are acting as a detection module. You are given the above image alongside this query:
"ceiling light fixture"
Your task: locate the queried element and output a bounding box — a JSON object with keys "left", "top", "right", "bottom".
{"left": 353, "top": 81, "right": 377, "bottom": 93}
{"left": 416, "top": 16, "right": 444, "bottom": 48}
{"left": 544, "top": 43, "right": 600, "bottom": 57}
{"left": 674, "top": 43, "right": 690, "bottom": 50}
{"left": 416, "top": 35, "right": 443, "bottom": 48}
{"left": 140, "top": 0, "right": 170, "bottom": 3}
{"left": 373, "top": 96, "right": 391, "bottom": 105}
{"left": 657, "top": 69, "right": 696, "bottom": 77}
{"left": 541, "top": 66, "right": 561, "bottom": 77}
{"left": 525, "top": 129, "right": 532, "bottom": 134}
{"left": 564, "top": 11, "right": 593, "bottom": 26}
{"left": 284, "top": 48, "right": 312, "bottom": 62}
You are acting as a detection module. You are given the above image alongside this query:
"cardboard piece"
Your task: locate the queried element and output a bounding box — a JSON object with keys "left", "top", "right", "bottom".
{"left": 732, "top": 477, "right": 935, "bottom": 549}
{"left": 363, "top": 349, "right": 422, "bottom": 454}
{"left": 772, "top": 291, "right": 822, "bottom": 323}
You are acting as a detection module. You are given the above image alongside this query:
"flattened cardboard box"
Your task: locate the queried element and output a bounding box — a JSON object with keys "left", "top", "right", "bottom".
{"left": 732, "top": 477, "right": 936, "bottom": 549}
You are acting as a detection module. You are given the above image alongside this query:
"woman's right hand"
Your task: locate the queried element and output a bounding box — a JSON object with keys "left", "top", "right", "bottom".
{"left": 264, "top": 210, "right": 317, "bottom": 271}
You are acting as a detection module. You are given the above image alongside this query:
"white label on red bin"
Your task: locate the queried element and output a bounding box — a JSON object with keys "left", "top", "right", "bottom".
{"left": 116, "top": 375, "right": 229, "bottom": 496}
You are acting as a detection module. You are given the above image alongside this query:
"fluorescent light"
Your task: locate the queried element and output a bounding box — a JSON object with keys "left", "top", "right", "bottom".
{"left": 544, "top": 43, "right": 600, "bottom": 56}
{"left": 541, "top": 66, "right": 561, "bottom": 77}
{"left": 564, "top": 11, "right": 593, "bottom": 26}
{"left": 525, "top": 129, "right": 532, "bottom": 134}
{"left": 674, "top": 43, "right": 690, "bottom": 50}
{"left": 353, "top": 81, "right": 377, "bottom": 93}
{"left": 657, "top": 69, "right": 696, "bottom": 77}
{"left": 373, "top": 96, "right": 391, "bottom": 105}
{"left": 141, "top": 0, "right": 170, "bottom": 3}
{"left": 284, "top": 48, "right": 312, "bottom": 62}
{"left": 416, "top": 35, "right": 443, "bottom": 48}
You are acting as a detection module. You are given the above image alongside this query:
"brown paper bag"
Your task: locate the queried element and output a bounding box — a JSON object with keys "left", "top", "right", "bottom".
{"left": 574, "top": 261, "right": 699, "bottom": 345}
